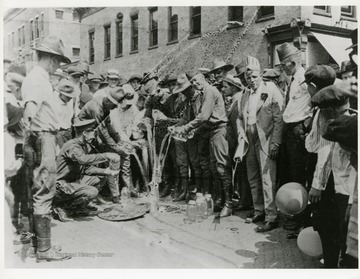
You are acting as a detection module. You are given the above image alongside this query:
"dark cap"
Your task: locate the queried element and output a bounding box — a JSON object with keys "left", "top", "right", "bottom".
{"left": 311, "top": 84, "right": 349, "bottom": 109}
{"left": 67, "top": 66, "right": 84, "bottom": 76}
{"left": 339, "top": 60, "right": 355, "bottom": 75}
{"left": 302, "top": 65, "right": 336, "bottom": 90}
{"left": 276, "top": 42, "right": 301, "bottom": 62}
{"left": 73, "top": 119, "right": 97, "bottom": 133}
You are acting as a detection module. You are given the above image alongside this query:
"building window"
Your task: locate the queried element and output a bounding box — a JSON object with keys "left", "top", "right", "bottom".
{"left": 131, "top": 14, "right": 139, "bottom": 52}
{"left": 190, "top": 6, "right": 201, "bottom": 37}
{"left": 149, "top": 7, "right": 158, "bottom": 47}
{"left": 341, "top": 6, "right": 356, "bottom": 19}
{"left": 104, "top": 25, "right": 111, "bottom": 59}
{"left": 228, "top": 6, "right": 244, "bottom": 22}
{"left": 21, "top": 26, "right": 25, "bottom": 45}
{"left": 168, "top": 7, "right": 178, "bottom": 43}
{"left": 72, "top": 47, "right": 80, "bottom": 57}
{"left": 55, "top": 10, "right": 64, "bottom": 20}
{"left": 18, "top": 28, "right": 21, "bottom": 47}
{"left": 12, "top": 32, "right": 15, "bottom": 49}
{"left": 314, "top": 6, "right": 331, "bottom": 16}
{"left": 30, "top": 20, "right": 34, "bottom": 41}
{"left": 116, "top": 20, "right": 123, "bottom": 56}
{"left": 89, "top": 31, "right": 95, "bottom": 63}
{"left": 40, "top": 13, "right": 44, "bottom": 36}
{"left": 35, "top": 16, "right": 40, "bottom": 39}
{"left": 73, "top": 10, "right": 80, "bottom": 22}
{"left": 257, "top": 6, "right": 275, "bottom": 21}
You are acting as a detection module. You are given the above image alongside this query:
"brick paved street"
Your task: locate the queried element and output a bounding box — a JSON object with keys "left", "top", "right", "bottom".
{"left": 6, "top": 196, "right": 324, "bottom": 269}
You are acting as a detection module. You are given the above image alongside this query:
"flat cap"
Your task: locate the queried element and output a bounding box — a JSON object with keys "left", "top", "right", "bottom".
{"left": 67, "top": 66, "right": 84, "bottom": 76}
{"left": 311, "top": 84, "right": 349, "bottom": 109}
{"left": 303, "top": 65, "right": 336, "bottom": 90}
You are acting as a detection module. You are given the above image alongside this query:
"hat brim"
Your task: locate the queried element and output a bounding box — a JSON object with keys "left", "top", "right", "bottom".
{"left": 173, "top": 83, "right": 191, "bottom": 94}
{"left": 224, "top": 80, "right": 242, "bottom": 90}
{"left": 210, "top": 64, "right": 234, "bottom": 74}
{"left": 58, "top": 90, "right": 79, "bottom": 98}
{"left": 107, "top": 75, "right": 120, "bottom": 79}
{"left": 33, "top": 47, "right": 71, "bottom": 64}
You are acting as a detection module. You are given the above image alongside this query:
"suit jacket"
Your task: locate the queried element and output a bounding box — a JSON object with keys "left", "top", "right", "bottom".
{"left": 239, "top": 81, "right": 285, "bottom": 156}
{"left": 226, "top": 91, "right": 243, "bottom": 154}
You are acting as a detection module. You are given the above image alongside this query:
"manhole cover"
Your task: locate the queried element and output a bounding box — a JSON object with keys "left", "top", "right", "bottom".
{"left": 98, "top": 203, "right": 149, "bottom": 221}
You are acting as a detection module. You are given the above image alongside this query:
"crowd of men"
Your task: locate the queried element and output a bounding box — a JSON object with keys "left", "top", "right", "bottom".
{"left": 3, "top": 28, "right": 358, "bottom": 268}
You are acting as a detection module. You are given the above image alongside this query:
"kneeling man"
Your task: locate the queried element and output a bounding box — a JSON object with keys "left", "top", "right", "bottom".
{"left": 53, "top": 119, "right": 120, "bottom": 221}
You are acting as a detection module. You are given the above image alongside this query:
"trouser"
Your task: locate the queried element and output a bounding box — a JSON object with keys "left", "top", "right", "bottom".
{"left": 24, "top": 131, "right": 57, "bottom": 215}
{"left": 162, "top": 140, "right": 179, "bottom": 186}
{"left": 10, "top": 163, "right": 28, "bottom": 223}
{"left": 312, "top": 173, "right": 349, "bottom": 268}
{"left": 56, "top": 128, "right": 72, "bottom": 149}
{"left": 227, "top": 128, "right": 252, "bottom": 207}
{"left": 53, "top": 176, "right": 102, "bottom": 208}
{"left": 209, "top": 125, "right": 232, "bottom": 201}
{"left": 246, "top": 125, "right": 277, "bottom": 222}
{"left": 192, "top": 131, "right": 211, "bottom": 193}
{"left": 283, "top": 120, "right": 316, "bottom": 187}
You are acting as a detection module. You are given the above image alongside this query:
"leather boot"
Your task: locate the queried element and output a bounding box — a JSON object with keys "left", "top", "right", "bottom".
{"left": 220, "top": 201, "right": 233, "bottom": 217}
{"left": 172, "top": 179, "right": 187, "bottom": 202}
{"left": 33, "top": 214, "right": 71, "bottom": 262}
{"left": 160, "top": 180, "right": 172, "bottom": 198}
{"left": 107, "top": 172, "right": 120, "bottom": 201}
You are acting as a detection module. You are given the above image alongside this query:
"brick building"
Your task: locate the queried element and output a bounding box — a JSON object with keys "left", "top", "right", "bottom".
{"left": 3, "top": 8, "right": 81, "bottom": 67}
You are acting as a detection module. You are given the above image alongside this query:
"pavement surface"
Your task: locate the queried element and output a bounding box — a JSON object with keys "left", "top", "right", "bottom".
{"left": 6, "top": 195, "right": 323, "bottom": 269}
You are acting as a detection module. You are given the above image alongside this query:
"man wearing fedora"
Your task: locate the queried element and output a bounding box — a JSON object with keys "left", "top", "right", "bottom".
{"left": 221, "top": 74, "right": 252, "bottom": 211}
{"left": 53, "top": 119, "right": 120, "bottom": 222}
{"left": 21, "top": 35, "right": 71, "bottom": 262}
{"left": 54, "top": 79, "right": 77, "bottom": 148}
{"left": 175, "top": 71, "right": 233, "bottom": 216}
{"left": 86, "top": 74, "right": 102, "bottom": 95}
{"left": 239, "top": 56, "right": 285, "bottom": 232}
{"left": 209, "top": 58, "right": 234, "bottom": 90}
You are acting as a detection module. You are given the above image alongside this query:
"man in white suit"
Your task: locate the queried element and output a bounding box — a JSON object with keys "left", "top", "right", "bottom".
{"left": 239, "top": 56, "right": 285, "bottom": 232}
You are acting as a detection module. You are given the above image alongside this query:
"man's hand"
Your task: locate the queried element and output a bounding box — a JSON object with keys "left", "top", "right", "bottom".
{"left": 104, "top": 167, "right": 119, "bottom": 176}
{"left": 269, "top": 143, "right": 280, "bottom": 160}
{"left": 309, "top": 187, "right": 322, "bottom": 203}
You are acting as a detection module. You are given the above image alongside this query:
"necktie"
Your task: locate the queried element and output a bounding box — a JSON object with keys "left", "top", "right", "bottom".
{"left": 286, "top": 76, "right": 294, "bottom": 105}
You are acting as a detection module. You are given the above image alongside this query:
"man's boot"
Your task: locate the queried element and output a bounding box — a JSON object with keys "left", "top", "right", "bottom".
{"left": 33, "top": 214, "right": 71, "bottom": 262}
{"left": 172, "top": 179, "right": 187, "bottom": 202}
{"left": 220, "top": 179, "right": 233, "bottom": 217}
{"left": 213, "top": 179, "right": 223, "bottom": 212}
{"left": 53, "top": 207, "right": 73, "bottom": 222}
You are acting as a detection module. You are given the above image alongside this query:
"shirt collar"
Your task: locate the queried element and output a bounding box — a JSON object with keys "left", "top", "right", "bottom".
{"left": 292, "top": 66, "right": 305, "bottom": 82}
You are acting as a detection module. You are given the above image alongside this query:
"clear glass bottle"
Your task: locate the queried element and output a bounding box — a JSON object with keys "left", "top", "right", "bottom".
{"left": 205, "top": 194, "right": 214, "bottom": 216}
{"left": 195, "top": 193, "right": 207, "bottom": 221}
{"left": 186, "top": 200, "right": 197, "bottom": 223}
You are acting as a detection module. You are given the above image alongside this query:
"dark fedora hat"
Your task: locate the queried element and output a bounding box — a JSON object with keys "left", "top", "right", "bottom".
{"left": 209, "top": 58, "right": 234, "bottom": 74}
{"left": 73, "top": 119, "right": 97, "bottom": 133}
{"left": 33, "top": 36, "right": 71, "bottom": 64}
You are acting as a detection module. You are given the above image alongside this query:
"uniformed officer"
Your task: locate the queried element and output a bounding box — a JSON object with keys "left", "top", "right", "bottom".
{"left": 53, "top": 119, "right": 120, "bottom": 222}
{"left": 22, "top": 36, "right": 71, "bottom": 262}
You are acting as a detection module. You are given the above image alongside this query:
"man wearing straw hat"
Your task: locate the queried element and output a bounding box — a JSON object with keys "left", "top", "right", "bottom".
{"left": 239, "top": 56, "right": 285, "bottom": 232}
{"left": 21, "top": 35, "right": 71, "bottom": 262}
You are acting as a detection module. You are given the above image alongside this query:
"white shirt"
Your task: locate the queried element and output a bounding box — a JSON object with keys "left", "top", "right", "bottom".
{"left": 247, "top": 88, "right": 261, "bottom": 125}
{"left": 22, "top": 66, "right": 60, "bottom": 132}
{"left": 93, "top": 87, "right": 108, "bottom": 99}
{"left": 306, "top": 110, "right": 355, "bottom": 203}
{"left": 282, "top": 67, "right": 313, "bottom": 123}
{"left": 55, "top": 92, "right": 74, "bottom": 130}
